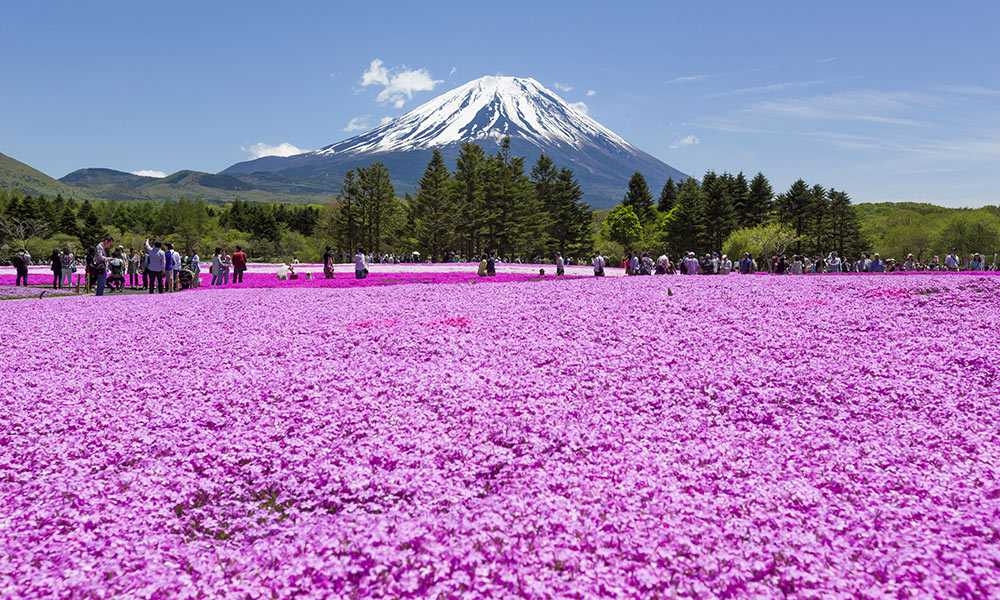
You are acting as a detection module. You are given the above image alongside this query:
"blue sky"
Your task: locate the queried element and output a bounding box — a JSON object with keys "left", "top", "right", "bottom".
{"left": 1, "top": 0, "right": 998, "bottom": 206}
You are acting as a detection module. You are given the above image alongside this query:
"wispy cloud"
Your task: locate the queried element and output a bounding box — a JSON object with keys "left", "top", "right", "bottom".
{"left": 585, "top": 89, "right": 596, "bottom": 97}
{"left": 379, "top": 116, "right": 394, "bottom": 126}
{"left": 449, "top": 66, "right": 456, "bottom": 76}
{"left": 937, "top": 85, "right": 1000, "bottom": 97}
{"left": 360, "top": 58, "right": 441, "bottom": 108}
{"left": 242, "top": 142, "right": 307, "bottom": 159}
{"left": 816, "top": 57, "right": 838, "bottom": 64}
{"left": 667, "top": 74, "right": 710, "bottom": 84}
{"left": 670, "top": 135, "right": 700, "bottom": 149}
{"left": 749, "top": 90, "right": 930, "bottom": 126}
{"left": 131, "top": 169, "right": 166, "bottom": 178}
{"left": 705, "top": 80, "right": 827, "bottom": 98}
{"left": 553, "top": 82, "right": 573, "bottom": 92}
{"left": 568, "top": 101, "right": 589, "bottom": 115}
{"left": 343, "top": 116, "right": 371, "bottom": 132}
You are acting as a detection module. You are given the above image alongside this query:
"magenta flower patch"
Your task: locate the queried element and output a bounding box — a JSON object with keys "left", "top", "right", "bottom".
{"left": 1, "top": 274, "right": 997, "bottom": 597}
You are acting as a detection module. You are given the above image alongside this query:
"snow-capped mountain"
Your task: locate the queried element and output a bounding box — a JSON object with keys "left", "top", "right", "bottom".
{"left": 223, "top": 76, "right": 687, "bottom": 207}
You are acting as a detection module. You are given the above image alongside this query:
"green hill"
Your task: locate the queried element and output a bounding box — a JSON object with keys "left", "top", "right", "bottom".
{"left": 0, "top": 152, "right": 92, "bottom": 199}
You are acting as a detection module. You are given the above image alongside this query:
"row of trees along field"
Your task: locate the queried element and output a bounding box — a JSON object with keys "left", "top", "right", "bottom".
{"left": 2, "top": 138, "right": 999, "bottom": 263}
{"left": 602, "top": 171, "right": 869, "bottom": 261}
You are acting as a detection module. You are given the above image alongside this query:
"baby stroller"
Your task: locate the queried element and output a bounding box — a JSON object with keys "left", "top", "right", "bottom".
{"left": 178, "top": 269, "right": 194, "bottom": 290}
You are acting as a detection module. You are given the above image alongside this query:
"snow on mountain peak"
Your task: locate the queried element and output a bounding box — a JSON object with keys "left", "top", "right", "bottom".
{"left": 315, "top": 75, "right": 636, "bottom": 156}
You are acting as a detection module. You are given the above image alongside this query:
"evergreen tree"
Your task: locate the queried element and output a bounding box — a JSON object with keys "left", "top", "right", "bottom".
{"left": 623, "top": 172, "right": 655, "bottom": 223}
{"left": 453, "top": 142, "right": 487, "bottom": 257}
{"left": 77, "top": 200, "right": 105, "bottom": 249}
{"left": 547, "top": 167, "right": 591, "bottom": 256}
{"left": 664, "top": 178, "right": 704, "bottom": 256}
{"left": 657, "top": 177, "right": 678, "bottom": 213}
{"left": 730, "top": 172, "right": 750, "bottom": 225}
{"left": 746, "top": 172, "right": 774, "bottom": 227}
{"left": 827, "top": 189, "right": 866, "bottom": 257}
{"left": 807, "top": 184, "right": 830, "bottom": 255}
{"left": 700, "top": 171, "right": 736, "bottom": 252}
{"left": 412, "top": 149, "right": 455, "bottom": 261}
{"left": 775, "top": 179, "right": 812, "bottom": 252}
{"left": 355, "top": 162, "right": 396, "bottom": 253}
{"left": 57, "top": 204, "right": 79, "bottom": 237}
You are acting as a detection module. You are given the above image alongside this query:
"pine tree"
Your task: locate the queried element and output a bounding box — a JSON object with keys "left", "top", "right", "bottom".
{"left": 746, "top": 172, "right": 774, "bottom": 227}
{"left": 700, "top": 171, "right": 736, "bottom": 252}
{"left": 807, "top": 184, "right": 830, "bottom": 255}
{"left": 412, "top": 149, "right": 455, "bottom": 261}
{"left": 775, "top": 179, "right": 812, "bottom": 252}
{"left": 657, "top": 177, "right": 678, "bottom": 213}
{"left": 827, "top": 189, "right": 866, "bottom": 257}
{"left": 623, "top": 172, "right": 654, "bottom": 223}
{"left": 58, "top": 204, "right": 79, "bottom": 237}
{"left": 730, "top": 172, "right": 750, "bottom": 225}
{"left": 453, "top": 142, "right": 487, "bottom": 257}
{"left": 77, "top": 200, "right": 105, "bottom": 250}
{"left": 548, "top": 168, "right": 591, "bottom": 256}
{"left": 664, "top": 178, "right": 704, "bottom": 256}
{"left": 355, "top": 163, "right": 396, "bottom": 253}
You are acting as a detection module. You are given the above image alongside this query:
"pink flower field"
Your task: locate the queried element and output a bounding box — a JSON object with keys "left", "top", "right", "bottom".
{"left": 2, "top": 274, "right": 998, "bottom": 597}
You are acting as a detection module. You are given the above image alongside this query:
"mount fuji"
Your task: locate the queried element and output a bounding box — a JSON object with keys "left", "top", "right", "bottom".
{"left": 223, "top": 76, "right": 688, "bottom": 207}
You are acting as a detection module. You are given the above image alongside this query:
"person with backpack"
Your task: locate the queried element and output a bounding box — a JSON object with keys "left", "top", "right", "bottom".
{"left": 144, "top": 239, "right": 166, "bottom": 293}
{"left": 592, "top": 253, "right": 605, "bottom": 277}
{"left": 231, "top": 246, "right": 248, "bottom": 283}
{"left": 555, "top": 253, "right": 565, "bottom": 276}
{"left": 12, "top": 249, "right": 31, "bottom": 286}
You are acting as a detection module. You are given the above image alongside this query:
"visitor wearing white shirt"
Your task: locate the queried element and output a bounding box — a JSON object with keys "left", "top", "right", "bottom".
{"left": 354, "top": 248, "right": 368, "bottom": 279}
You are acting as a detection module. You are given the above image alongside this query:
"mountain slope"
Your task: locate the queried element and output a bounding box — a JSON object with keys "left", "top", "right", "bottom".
{"left": 223, "top": 76, "right": 687, "bottom": 207}
{"left": 60, "top": 167, "right": 330, "bottom": 204}
{"left": 0, "top": 152, "right": 92, "bottom": 199}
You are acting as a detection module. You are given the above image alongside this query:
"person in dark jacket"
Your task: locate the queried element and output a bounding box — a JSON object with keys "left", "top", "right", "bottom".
{"left": 50, "top": 249, "right": 62, "bottom": 288}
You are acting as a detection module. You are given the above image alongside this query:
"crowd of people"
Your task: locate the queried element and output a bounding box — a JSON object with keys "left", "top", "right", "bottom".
{"left": 7, "top": 239, "right": 254, "bottom": 295}
{"left": 7, "top": 241, "right": 999, "bottom": 297}
{"left": 599, "top": 250, "right": 1000, "bottom": 276}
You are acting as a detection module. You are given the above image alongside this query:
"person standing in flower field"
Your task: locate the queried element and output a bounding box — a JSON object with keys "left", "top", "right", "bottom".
{"left": 93, "top": 236, "right": 114, "bottom": 296}
{"left": 127, "top": 248, "right": 141, "bottom": 289}
{"left": 322, "top": 246, "right": 335, "bottom": 279}
{"left": 592, "top": 253, "right": 605, "bottom": 276}
{"left": 231, "top": 246, "right": 248, "bottom": 284}
{"left": 60, "top": 248, "right": 76, "bottom": 288}
{"left": 12, "top": 248, "right": 31, "bottom": 286}
{"left": 189, "top": 249, "right": 201, "bottom": 287}
{"left": 354, "top": 248, "right": 368, "bottom": 279}
{"left": 49, "top": 249, "right": 62, "bottom": 289}
{"left": 144, "top": 239, "right": 166, "bottom": 294}
{"left": 945, "top": 250, "right": 960, "bottom": 271}
{"left": 555, "top": 253, "right": 565, "bottom": 276}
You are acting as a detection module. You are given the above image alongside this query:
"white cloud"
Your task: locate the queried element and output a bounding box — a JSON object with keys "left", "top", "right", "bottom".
{"left": 449, "top": 66, "right": 456, "bottom": 76}
{"left": 360, "top": 58, "right": 441, "bottom": 108}
{"left": 938, "top": 85, "right": 1000, "bottom": 97}
{"left": 343, "top": 116, "right": 371, "bottom": 132}
{"left": 585, "top": 89, "right": 596, "bottom": 97}
{"left": 706, "top": 80, "right": 827, "bottom": 98}
{"left": 816, "top": 57, "right": 838, "bottom": 64}
{"left": 131, "top": 169, "right": 166, "bottom": 178}
{"left": 242, "top": 142, "right": 307, "bottom": 159}
{"left": 553, "top": 82, "right": 573, "bottom": 92}
{"left": 568, "top": 101, "right": 589, "bottom": 115}
{"left": 751, "top": 90, "right": 929, "bottom": 126}
{"left": 667, "top": 74, "right": 709, "bottom": 84}
{"left": 379, "top": 116, "right": 394, "bottom": 126}
{"left": 670, "top": 135, "right": 700, "bottom": 149}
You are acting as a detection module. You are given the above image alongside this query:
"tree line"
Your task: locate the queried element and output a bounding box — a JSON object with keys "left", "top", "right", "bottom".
{"left": 4, "top": 138, "right": 996, "bottom": 265}
{"left": 603, "top": 169, "right": 868, "bottom": 261}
